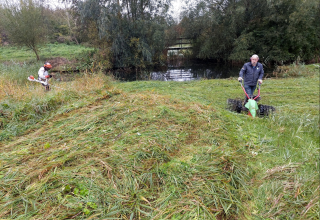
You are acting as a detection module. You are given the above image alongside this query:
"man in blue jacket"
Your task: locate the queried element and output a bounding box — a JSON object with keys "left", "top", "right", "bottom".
{"left": 238, "top": 54, "right": 264, "bottom": 101}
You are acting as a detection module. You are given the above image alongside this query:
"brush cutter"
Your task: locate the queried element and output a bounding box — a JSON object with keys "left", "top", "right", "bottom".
{"left": 227, "top": 80, "right": 275, "bottom": 117}
{"left": 28, "top": 75, "right": 50, "bottom": 90}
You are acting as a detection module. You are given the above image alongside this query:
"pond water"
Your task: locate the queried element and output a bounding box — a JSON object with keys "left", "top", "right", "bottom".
{"left": 113, "top": 59, "right": 273, "bottom": 81}
{"left": 150, "top": 60, "right": 240, "bottom": 81}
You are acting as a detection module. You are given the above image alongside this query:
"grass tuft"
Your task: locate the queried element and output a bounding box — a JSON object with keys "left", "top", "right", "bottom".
{"left": 0, "top": 63, "right": 319, "bottom": 219}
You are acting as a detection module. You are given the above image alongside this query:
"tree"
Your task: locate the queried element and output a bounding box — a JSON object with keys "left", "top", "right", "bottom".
{"left": 2, "top": 0, "right": 48, "bottom": 60}
{"left": 180, "top": 0, "right": 245, "bottom": 61}
{"left": 0, "top": 6, "right": 4, "bottom": 45}
{"left": 231, "top": 0, "right": 320, "bottom": 63}
{"left": 74, "top": 0, "right": 171, "bottom": 69}
{"left": 180, "top": 0, "right": 320, "bottom": 63}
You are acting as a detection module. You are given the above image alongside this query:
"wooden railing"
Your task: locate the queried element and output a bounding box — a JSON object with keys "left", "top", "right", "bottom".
{"left": 167, "top": 38, "right": 192, "bottom": 50}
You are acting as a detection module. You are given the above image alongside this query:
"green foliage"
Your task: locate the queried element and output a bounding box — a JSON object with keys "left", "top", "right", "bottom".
{"left": 2, "top": 0, "right": 49, "bottom": 60}
{"left": 272, "top": 62, "right": 320, "bottom": 78}
{"left": 180, "top": 0, "right": 320, "bottom": 63}
{"left": 76, "top": 0, "right": 171, "bottom": 69}
{"left": 76, "top": 48, "right": 113, "bottom": 72}
{"left": 129, "top": 37, "right": 148, "bottom": 74}
{"left": 181, "top": 0, "right": 243, "bottom": 61}
{"left": 231, "top": 0, "right": 320, "bottom": 63}
{"left": 45, "top": 7, "right": 81, "bottom": 44}
{"left": 44, "top": 142, "right": 51, "bottom": 149}
{"left": 0, "top": 6, "right": 6, "bottom": 45}
{"left": 57, "top": 184, "right": 98, "bottom": 216}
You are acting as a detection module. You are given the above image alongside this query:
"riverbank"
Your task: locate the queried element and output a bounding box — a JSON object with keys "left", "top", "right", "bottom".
{"left": 0, "top": 43, "right": 93, "bottom": 62}
{"left": 1, "top": 45, "right": 319, "bottom": 82}
{"left": 0, "top": 64, "right": 319, "bottom": 219}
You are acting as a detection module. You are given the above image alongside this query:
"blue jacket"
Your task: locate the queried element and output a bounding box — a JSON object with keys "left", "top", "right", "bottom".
{"left": 239, "top": 62, "right": 264, "bottom": 86}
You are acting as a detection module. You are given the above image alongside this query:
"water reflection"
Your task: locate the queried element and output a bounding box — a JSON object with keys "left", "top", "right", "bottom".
{"left": 114, "top": 60, "right": 254, "bottom": 81}
{"left": 150, "top": 60, "right": 241, "bottom": 81}
{"left": 151, "top": 69, "right": 197, "bottom": 81}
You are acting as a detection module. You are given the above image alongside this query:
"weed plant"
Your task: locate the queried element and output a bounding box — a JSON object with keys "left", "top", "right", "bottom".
{"left": 272, "top": 62, "right": 320, "bottom": 78}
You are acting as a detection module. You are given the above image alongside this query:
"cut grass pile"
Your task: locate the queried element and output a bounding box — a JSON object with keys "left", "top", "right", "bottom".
{"left": 0, "top": 63, "right": 319, "bottom": 219}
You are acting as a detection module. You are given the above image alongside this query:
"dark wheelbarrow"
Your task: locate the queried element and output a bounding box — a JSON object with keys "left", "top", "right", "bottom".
{"left": 227, "top": 81, "right": 275, "bottom": 117}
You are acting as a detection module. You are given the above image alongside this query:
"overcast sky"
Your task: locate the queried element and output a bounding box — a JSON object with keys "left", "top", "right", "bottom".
{"left": 48, "top": 0, "right": 190, "bottom": 21}
{"left": 170, "top": 0, "right": 187, "bottom": 21}
{"left": 1, "top": 0, "right": 192, "bottom": 22}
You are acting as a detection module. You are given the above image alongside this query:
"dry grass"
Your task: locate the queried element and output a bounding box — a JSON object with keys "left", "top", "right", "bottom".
{"left": 0, "top": 63, "right": 319, "bottom": 219}
{"left": 263, "top": 163, "right": 301, "bottom": 179}
{"left": 0, "top": 87, "right": 249, "bottom": 219}
{"left": 0, "top": 73, "right": 110, "bottom": 102}
{"left": 0, "top": 73, "right": 116, "bottom": 142}
{"left": 272, "top": 62, "right": 319, "bottom": 78}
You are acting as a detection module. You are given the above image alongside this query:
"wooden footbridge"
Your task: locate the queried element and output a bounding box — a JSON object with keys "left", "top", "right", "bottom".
{"left": 167, "top": 37, "right": 192, "bottom": 51}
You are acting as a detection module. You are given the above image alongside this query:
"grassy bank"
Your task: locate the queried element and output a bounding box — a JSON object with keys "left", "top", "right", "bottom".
{"left": 0, "top": 63, "right": 319, "bottom": 219}
{"left": 0, "top": 43, "right": 93, "bottom": 62}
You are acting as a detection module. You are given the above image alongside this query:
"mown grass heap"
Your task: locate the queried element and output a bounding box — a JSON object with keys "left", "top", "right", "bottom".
{"left": 0, "top": 63, "right": 319, "bottom": 219}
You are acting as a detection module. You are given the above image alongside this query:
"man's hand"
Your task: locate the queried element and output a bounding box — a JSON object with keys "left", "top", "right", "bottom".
{"left": 238, "top": 77, "right": 243, "bottom": 82}
{"left": 258, "top": 79, "right": 263, "bottom": 84}
{"left": 45, "top": 75, "right": 50, "bottom": 78}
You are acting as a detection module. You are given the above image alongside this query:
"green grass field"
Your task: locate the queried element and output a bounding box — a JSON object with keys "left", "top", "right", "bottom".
{"left": 0, "top": 43, "right": 93, "bottom": 62}
{"left": 0, "top": 60, "right": 319, "bottom": 219}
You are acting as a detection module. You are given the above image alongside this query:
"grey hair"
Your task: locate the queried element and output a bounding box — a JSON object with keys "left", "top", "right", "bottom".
{"left": 251, "top": 54, "right": 259, "bottom": 59}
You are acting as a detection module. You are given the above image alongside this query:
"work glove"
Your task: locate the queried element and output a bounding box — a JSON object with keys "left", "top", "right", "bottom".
{"left": 258, "top": 79, "right": 263, "bottom": 84}
{"left": 45, "top": 75, "right": 50, "bottom": 79}
{"left": 238, "top": 77, "right": 243, "bottom": 82}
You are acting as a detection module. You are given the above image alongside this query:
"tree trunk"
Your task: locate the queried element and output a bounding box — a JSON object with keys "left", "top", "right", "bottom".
{"left": 33, "top": 47, "right": 40, "bottom": 61}
{"left": 72, "top": 36, "right": 79, "bottom": 45}
{"left": 136, "top": 67, "right": 138, "bottom": 80}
